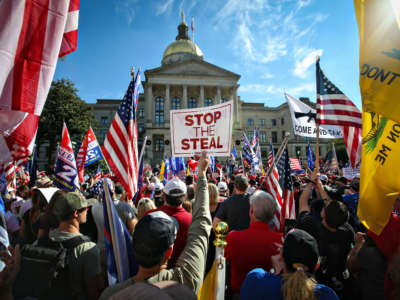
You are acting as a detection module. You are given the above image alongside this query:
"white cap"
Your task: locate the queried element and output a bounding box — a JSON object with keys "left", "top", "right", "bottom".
{"left": 164, "top": 177, "right": 187, "bottom": 197}
{"left": 154, "top": 182, "right": 164, "bottom": 191}
{"left": 218, "top": 181, "right": 228, "bottom": 191}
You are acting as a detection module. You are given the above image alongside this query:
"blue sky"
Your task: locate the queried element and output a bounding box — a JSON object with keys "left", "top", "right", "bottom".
{"left": 54, "top": 0, "right": 362, "bottom": 108}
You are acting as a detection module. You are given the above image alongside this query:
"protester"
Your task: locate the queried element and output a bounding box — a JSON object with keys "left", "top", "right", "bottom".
{"left": 217, "top": 181, "right": 228, "bottom": 202}
{"left": 240, "top": 229, "right": 339, "bottom": 300}
{"left": 99, "top": 152, "right": 211, "bottom": 299}
{"left": 225, "top": 191, "right": 283, "bottom": 297}
{"left": 137, "top": 198, "right": 156, "bottom": 220}
{"left": 153, "top": 182, "right": 164, "bottom": 207}
{"left": 213, "top": 174, "right": 250, "bottom": 231}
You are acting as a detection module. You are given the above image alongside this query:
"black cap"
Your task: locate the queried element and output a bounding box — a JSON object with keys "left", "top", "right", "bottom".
{"left": 132, "top": 211, "right": 178, "bottom": 268}
{"left": 283, "top": 229, "right": 319, "bottom": 273}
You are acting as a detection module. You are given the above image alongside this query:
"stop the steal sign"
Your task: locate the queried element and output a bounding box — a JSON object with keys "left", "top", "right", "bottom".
{"left": 170, "top": 101, "right": 233, "bottom": 157}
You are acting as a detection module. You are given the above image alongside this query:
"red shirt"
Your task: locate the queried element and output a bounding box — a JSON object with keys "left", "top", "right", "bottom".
{"left": 225, "top": 221, "right": 283, "bottom": 294}
{"left": 147, "top": 205, "right": 192, "bottom": 268}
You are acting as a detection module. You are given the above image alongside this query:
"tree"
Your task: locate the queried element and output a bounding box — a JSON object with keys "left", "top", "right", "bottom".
{"left": 37, "top": 78, "right": 97, "bottom": 172}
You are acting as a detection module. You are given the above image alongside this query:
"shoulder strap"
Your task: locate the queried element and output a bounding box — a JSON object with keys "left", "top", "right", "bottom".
{"left": 61, "top": 235, "right": 91, "bottom": 250}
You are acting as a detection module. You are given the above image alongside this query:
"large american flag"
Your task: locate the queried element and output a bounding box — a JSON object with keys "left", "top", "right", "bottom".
{"left": 316, "top": 59, "right": 362, "bottom": 168}
{"left": 277, "top": 148, "right": 295, "bottom": 230}
{"left": 0, "top": 0, "right": 79, "bottom": 165}
{"left": 102, "top": 70, "right": 141, "bottom": 199}
{"left": 289, "top": 158, "right": 301, "bottom": 171}
{"left": 265, "top": 141, "right": 283, "bottom": 231}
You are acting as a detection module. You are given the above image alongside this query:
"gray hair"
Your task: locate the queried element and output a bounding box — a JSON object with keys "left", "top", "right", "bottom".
{"left": 250, "top": 191, "right": 277, "bottom": 223}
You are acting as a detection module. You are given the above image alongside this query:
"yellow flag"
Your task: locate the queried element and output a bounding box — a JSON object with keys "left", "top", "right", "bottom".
{"left": 354, "top": 0, "right": 400, "bottom": 123}
{"left": 358, "top": 110, "right": 400, "bottom": 234}
{"left": 197, "top": 260, "right": 216, "bottom": 300}
{"left": 159, "top": 160, "right": 165, "bottom": 182}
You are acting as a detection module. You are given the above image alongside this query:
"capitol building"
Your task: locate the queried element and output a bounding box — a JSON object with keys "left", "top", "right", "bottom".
{"left": 89, "top": 17, "right": 330, "bottom": 165}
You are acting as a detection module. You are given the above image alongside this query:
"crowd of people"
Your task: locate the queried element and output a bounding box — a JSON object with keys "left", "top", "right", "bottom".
{"left": 1, "top": 152, "right": 400, "bottom": 300}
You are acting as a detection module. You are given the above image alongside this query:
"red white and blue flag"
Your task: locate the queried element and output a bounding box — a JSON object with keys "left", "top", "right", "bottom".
{"left": 54, "top": 123, "right": 79, "bottom": 192}
{"left": 316, "top": 59, "right": 362, "bottom": 167}
{"left": 102, "top": 70, "right": 141, "bottom": 199}
{"left": 0, "top": 0, "right": 79, "bottom": 165}
{"left": 76, "top": 127, "right": 103, "bottom": 182}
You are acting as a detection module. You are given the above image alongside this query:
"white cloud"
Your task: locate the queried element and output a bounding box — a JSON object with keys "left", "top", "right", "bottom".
{"left": 287, "top": 83, "right": 314, "bottom": 95}
{"left": 114, "top": 0, "right": 139, "bottom": 24}
{"left": 156, "top": 0, "right": 175, "bottom": 16}
{"left": 293, "top": 48, "right": 323, "bottom": 78}
{"left": 239, "top": 84, "right": 281, "bottom": 95}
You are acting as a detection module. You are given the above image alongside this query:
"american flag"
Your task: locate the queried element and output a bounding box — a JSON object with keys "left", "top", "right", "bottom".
{"left": 251, "top": 128, "right": 259, "bottom": 148}
{"left": 0, "top": 0, "right": 79, "bottom": 165}
{"left": 265, "top": 141, "right": 283, "bottom": 231}
{"left": 242, "top": 133, "right": 254, "bottom": 166}
{"left": 277, "top": 148, "right": 295, "bottom": 230}
{"left": 289, "top": 158, "right": 301, "bottom": 171}
{"left": 102, "top": 70, "right": 141, "bottom": 199}
{"left": 316, "top": 59, "right": 362, "bottom": 167}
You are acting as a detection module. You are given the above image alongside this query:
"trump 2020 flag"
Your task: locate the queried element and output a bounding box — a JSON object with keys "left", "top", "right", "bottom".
{"left": 102, "top": 179, "right": 138, "bottom": 285}
{"left": 307, "top": 143, "right": 315, "bottom": 171}
{"left": 76, "top": 127, "right": 103, "bottom": 182}
{"left": 54, "top": 123, "right": 79, "bottom": 192}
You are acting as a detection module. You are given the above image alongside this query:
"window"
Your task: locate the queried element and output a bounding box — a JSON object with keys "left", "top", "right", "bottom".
{"left": 101, "top": 116, "right": 107, "bottom": 124}
{"left": 138, "top": 108, "right": 144, "bottom": 118}
{"left": 272, "top": 131, "right": 277, "bottom": 143}
{"left": 260, "top": 131, "right": 267, "bottom": 143}
{"left": 248, "top": 119, "right": 254, "bottom": 126}
{"left": 221, "top": 98, "right": 227, "bottom": 103}
{"left": 260, "top": 119, "right": 266, "bottom": 126}
{"left": 204, "top": 98, "right": 213, "bottom": 107}
{"left": 271, "top": 119, "right": 277, "bottom": 126}
{"left": 155, "top": 97, "right": 164, "bottom": 126}
{"left": 188, "top": 97, "right": 197, "bottom": 108}
{"left": 138, "top": 123, "right": 144, "bottom": 133}
{"left": 281, "top": 117, "right": 285, "bottom": 125}
{"left": 172, "top": 97, "right": 181, "bottom": 110}
{"left": 155, "top": 138, "right": 164, "bottom": 152}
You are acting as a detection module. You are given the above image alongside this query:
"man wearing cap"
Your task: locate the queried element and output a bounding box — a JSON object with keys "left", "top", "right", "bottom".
{"left": 217, "top": 181, "right": 228, "bottom": 202}
{"left": 213, "top": 174, "right": 250, "bottom": 232}
{"left": 153, "top": 182, "right": 164, "bottom": 208}
{"left": 99, "top": 152, "right": 212, "bottom": 299}
{"left": 51, "top": 192, "right": 104, "bottom": 300}
{"left": 146, "top": 176, "right": 192, "bottom": 268}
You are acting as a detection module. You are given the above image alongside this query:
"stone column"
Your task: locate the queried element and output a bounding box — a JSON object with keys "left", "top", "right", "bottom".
{"left": 200, "top": 85, "right": 204, "bottom": 107}
{"left": 217, "top": 86, "right": 221, "bottom": 103}
{"left": 182, "top": 85, "right": 187, "bottom": 109}
{"left": 233, "top": 85, "right": 239, "bottom": 128}
{"left": 165, "top": 84, "right": 170, "bottom": 125}
{"left": 145, "top": 83, "right": 153, "bottom": 126}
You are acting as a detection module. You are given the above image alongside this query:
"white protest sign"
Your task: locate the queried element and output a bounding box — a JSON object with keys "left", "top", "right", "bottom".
{"left": 170, "top": 101, "right": 233, "bottom": 157}
{"left": 342, "top": 166, "right": 360, "bottom": 179}
{"left": 285, "top": 93, "right": 343, "bottom": 139}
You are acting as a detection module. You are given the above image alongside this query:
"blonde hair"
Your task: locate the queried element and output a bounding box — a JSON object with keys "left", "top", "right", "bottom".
{"left": 282, "top": 265, "right": 316, "bottom": 300}
{"left": 182, "top": 200, "right": 192, "bottom": 214}
{"left": 137, "top": 198, "right": 156, "bottom": 220}
{"left": 208, "top": 183, "right": 218, "bottom": 205}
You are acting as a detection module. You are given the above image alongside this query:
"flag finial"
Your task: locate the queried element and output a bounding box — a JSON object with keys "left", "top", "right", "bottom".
{"left": 130, "top": 67, "right": 135, "bottom": 79}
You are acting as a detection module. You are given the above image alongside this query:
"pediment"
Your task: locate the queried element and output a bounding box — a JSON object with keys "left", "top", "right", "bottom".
{"left": 146, "top": 59, "right": 240, "bottom": 79}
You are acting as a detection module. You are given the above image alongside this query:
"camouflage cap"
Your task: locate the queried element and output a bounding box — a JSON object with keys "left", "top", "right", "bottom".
{"left": 54, "top": 192, "right": 93, "bottom": 217}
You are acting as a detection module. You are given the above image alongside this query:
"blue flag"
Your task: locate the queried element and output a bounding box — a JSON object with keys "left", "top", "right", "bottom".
{"left": 54, "top": 123, "right": 80, "bottom": 192}
{"left": 163, "top": 156, "right": 170, "bottom": 184}
{"left": 231, "top": 146, "right": 238, "bottom": 159}
{"left": 102, "top": 179, "right": 138, "bottom": 285}
{"left": 210, "top": 155, "right": 215, "bottom": 173}
{"left": 307, "top": 143, "right": 315, "bottom": 171}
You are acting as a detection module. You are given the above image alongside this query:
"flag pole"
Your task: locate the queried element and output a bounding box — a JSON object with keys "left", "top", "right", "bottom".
{"left": 214, "top": 222, "right": 228, "bottom": 300}
{"left": 103, "top": 180, "right": 122, "bottom": 282}
{"left": 315, "top": 55, "right": 320, "bottom": 172}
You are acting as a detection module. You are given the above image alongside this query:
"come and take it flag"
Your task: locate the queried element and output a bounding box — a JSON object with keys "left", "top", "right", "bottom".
{"left": 358, "top": 112, "right": 400, "bottom": 234}
{"left": 354, "top": 0, "right": 400, "bottom": 124}
{"left": 316, "top": 59, "right": 362, "bottom": 168}
{"left": 0, "top": 0, "right": 80, "bottom": 165}
{"left": 54, "top": 123, "right": 79, "bottom": 192}
{"left": 102, "top": 70, "right": 141, "bottom": 199}
{"left": 102, "top": 179, "right": 138, "bottom": 285}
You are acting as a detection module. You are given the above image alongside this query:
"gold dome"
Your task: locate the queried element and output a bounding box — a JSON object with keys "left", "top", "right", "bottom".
{"left": 162, "top": 39, "right": 203, "bottom": 65}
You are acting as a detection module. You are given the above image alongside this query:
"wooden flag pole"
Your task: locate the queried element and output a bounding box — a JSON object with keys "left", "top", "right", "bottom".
{"left": 103, "top": 180, "right": 122, "bottom": 282}
{"left": 315, "top": 55, "right": 320, "bottom": 172}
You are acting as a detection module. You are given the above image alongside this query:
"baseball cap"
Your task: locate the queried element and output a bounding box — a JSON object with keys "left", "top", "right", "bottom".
{"left": 217, "top": 181, "right": 228, "bottom": 192}
{"left": 319, "top": 174, "right": 328, "bottom": 183}
{"left": 53, "top": 192, "right": 93, "bottom": 218}
{"left": 234, "top": 174, "right": 248, "bottom": 191}
{"left": 283, "top": 229, "right": 319, "bottom": 273}
{"left": 154, "top": 182, "right": 164, "bottom": 192}
{"left": 164, "top": 177, "right": 187, "bottom": 197}
{"left": 133, "top": 211, "right": 178, "bottom": 268}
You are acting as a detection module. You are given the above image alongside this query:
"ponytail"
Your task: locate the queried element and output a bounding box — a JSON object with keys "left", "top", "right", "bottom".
{"left": 282, "top": 265, "right": 316, "bottom": 300}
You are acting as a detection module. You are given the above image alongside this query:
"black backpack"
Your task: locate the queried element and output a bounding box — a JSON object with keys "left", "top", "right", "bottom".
{"left": 14, "top": 235, "right": 90, "bottom": 300}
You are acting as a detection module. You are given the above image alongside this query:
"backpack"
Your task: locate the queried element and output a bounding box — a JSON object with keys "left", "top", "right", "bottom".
{"left": 13, "top": 235, "right": 90, "bottom": 300}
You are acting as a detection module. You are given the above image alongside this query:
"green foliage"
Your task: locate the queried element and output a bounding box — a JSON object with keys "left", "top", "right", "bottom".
{"left": 37, "top": 78, "right": 96, "bottom": 171}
